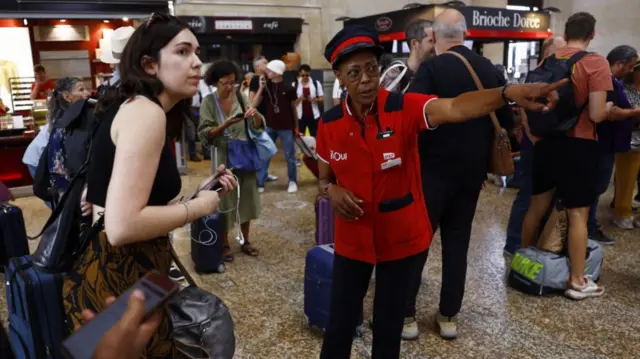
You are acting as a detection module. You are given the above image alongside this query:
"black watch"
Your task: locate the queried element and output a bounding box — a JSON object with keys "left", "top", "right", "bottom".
{"left": 501, "top": 83, "right": 516, "bottom": 106}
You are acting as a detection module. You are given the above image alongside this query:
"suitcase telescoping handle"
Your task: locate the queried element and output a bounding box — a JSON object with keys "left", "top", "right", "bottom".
{"left": 209, "top": 138, "right": 218, "bottom": 176}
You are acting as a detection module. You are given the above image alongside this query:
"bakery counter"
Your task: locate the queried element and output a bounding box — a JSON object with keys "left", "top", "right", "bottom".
{"left": 0, "top": 130, "right": 35, "bottom": 193}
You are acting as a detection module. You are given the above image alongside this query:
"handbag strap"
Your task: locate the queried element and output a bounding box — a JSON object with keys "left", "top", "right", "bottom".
{"left": 445, "top": 51, "right": 502, "bottom": 133}
{"left": 169, "top": 244, "right": 198, "bottom": 288}
{"left": 236, "top": 89, "right": 253, "bottom": 141}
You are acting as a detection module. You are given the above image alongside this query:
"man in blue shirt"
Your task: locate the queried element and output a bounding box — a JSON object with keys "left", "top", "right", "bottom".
{"left": 589, "top": 45, "right": 640, "bottom": 241}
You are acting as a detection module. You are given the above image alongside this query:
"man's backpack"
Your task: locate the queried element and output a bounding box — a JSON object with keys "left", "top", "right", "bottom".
{"left": 380, "top": 60, "right": 411, "bottom": 93}
{"left": 96, "top": 78, "right": 120, "bottom": 97}
{"left": 524, "top": 51, "right": 590, "bottom": 138}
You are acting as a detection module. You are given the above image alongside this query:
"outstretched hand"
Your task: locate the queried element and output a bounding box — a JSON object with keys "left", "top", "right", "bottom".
{"left": 505, "top": 79, "right": 568, "bottom": 112}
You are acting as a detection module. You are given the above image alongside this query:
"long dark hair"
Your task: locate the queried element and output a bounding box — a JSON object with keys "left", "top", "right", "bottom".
{"left": 48, "top": 77, "right": 83, "bottom": 130}
{"left": 96, "top": 13, "right": 194, "bottom": 138}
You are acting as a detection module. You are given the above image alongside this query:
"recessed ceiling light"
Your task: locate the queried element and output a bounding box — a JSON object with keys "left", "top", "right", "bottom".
{"left": 60, "top": 19, "right": 66, "bottom": 22}
{"left": 103, "top": 20, "right": 109, "bottom": 23}
{"left": 122, "top": 17, "right": 129, "bottom": 21}
{"left": 23, "top": 19, "right": 28, "bottom": 25}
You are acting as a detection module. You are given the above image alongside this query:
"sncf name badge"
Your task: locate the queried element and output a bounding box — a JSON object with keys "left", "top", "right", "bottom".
{"left": 381, "top": 157, "right": 402, "bottom": 171}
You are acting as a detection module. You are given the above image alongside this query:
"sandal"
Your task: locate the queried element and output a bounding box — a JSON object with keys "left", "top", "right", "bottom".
{"left": 223, "top": 245, "right": 234, "bottom": 262}
{"left": 241, "top": 243, "right": 260, "bottom": 257}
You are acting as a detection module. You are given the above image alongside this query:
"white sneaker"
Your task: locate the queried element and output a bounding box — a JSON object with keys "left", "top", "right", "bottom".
{"left": 436, "top": 313, "right": 457, "bottom": 339}
{"left": 266, "top": 174, "right": 279, "bottom": 182}
{"left": 613, "top": 217, "right": 635, "bottom": 230}
{"left": 287, "top": 182, "right": 298, "bottom": 193}
{"left": 401, "top": 317, "right": 419, "bottom": 340}
{"left": 258, "top": 187, "right": 264, "bottom": 193}
{"left": 565, "top": 276, "right": 605, "bottom": 300}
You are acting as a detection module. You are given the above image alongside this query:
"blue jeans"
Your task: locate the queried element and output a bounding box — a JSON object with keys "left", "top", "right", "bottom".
{"left": 587, "top": 152, "right": 616, "bottom": 234}
{"left": 504, "top": 148, "right": 534, "bottom": 254}
{"left": 257, "top": 128, "right": 297, "bottom": 187}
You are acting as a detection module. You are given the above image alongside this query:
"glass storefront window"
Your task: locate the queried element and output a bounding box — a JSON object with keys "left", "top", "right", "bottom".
{"left": 507, "top": 41, "right": 538, "bottom": 83}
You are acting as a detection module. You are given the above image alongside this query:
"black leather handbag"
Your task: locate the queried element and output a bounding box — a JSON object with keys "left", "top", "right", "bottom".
{"left": 168, "top": 247, "right": 236, "bottom": 359}
{"left": 30, "top": 171, "right": 97, "bottom": 273}
{"left": 30, "top": 106, "right": 100, "bottom": 273}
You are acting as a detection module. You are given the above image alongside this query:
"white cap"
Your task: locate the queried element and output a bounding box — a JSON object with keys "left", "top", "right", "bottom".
{"left": 266, "top": 60, "right": 285, "bottom": 75}
{"left": 100, "top": 26, "right": 135, "bottom": 64}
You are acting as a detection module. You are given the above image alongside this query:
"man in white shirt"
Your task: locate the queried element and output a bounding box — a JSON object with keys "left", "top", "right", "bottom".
{"left": 332, "top": 78, "right": 344, "bottom": 106}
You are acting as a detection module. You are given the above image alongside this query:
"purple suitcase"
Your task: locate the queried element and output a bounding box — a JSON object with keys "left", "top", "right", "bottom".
{"left": 315, "top": 197, "right": 334, "bottom": 245}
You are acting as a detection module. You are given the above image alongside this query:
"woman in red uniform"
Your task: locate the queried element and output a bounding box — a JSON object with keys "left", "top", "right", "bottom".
{"left": 317, "top": 25, "right": 565, "bottom": 359}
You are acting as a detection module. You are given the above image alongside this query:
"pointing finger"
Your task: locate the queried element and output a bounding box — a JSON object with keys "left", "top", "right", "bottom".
{"left": 544, "top": 78, "right": 569, "bottom": 93}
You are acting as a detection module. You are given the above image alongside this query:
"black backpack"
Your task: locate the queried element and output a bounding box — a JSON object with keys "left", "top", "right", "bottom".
{"left": 524, "top": 51, "right": 590, "bottom": 137}
{"left": 96, "top": 79, "right": 120, "bottom": 97}
{"left": 33, "top": 99, "right": 97, "bottom": 203}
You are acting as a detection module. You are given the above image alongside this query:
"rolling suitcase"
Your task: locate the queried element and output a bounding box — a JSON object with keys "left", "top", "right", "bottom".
{"left": 191, "top": 211, "right": 226, "bottom": 273}
{"left": 190, "top": 144, "right": 226, "bottom": 273}
{"left": 5, "top": 256, "right": 66, "bottom": 359}
{"left": 315, "top": 197, "right": 334, "bottom": 245}
{"left": 0, "top": 204, "right": 29, "bottom": 270}
{"left": 304, "top": 244, "right": 363, "bottom": 336}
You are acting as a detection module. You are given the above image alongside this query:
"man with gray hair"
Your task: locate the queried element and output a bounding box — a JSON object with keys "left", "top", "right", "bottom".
{"left": 403, "top": 8, "right": 514, "bottom": 340}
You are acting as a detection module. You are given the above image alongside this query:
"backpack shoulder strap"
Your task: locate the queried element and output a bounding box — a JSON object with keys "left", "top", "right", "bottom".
{"left": 565, "top": 51, "right": 590, "bottom": 69}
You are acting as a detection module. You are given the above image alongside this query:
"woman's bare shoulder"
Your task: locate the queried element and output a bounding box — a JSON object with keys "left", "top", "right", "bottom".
{"left": 112, "top": 96, "right": 166, "bottom": 142}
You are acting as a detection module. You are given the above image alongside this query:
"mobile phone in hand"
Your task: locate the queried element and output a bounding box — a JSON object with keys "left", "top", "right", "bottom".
{"left": 61, "top": 271, "right": 180, "bottom": 359}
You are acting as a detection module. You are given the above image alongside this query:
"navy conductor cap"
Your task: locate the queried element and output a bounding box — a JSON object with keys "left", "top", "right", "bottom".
{"left": 324, "top": 25, "right": 385, "bottom": 69}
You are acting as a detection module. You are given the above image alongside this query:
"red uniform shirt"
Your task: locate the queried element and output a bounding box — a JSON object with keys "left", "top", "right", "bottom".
{"left": 30, "top": 80, "right": 55, "bottom": 100}
{"left": 317, "top": 88, "right": 438, "bottom": 264}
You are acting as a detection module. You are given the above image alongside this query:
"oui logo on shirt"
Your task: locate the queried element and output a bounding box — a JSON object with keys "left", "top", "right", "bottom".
{"left": 330, "top": 150, "right": 348, "bottom": 161}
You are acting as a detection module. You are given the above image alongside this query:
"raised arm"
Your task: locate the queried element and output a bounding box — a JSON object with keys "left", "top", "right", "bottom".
{"left": 425, "top": 80, "right": 567, "bottom": 128}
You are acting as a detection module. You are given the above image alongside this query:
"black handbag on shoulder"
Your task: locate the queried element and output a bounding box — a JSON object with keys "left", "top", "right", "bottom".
{"left": 30, "top": 102, "right": 101, "bottom": 273}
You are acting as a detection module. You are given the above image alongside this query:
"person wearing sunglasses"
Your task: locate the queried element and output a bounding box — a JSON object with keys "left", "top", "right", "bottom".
{"left": 61, "top": 13, "right": 237, "bottom": 358}
{"left": 317, "top": 25, "right": 566, "bottom": 359}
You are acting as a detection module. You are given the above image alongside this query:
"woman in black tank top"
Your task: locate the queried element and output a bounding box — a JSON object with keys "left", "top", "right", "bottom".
{"left": 62, "top": 14, "right": 236, "bottom": 358}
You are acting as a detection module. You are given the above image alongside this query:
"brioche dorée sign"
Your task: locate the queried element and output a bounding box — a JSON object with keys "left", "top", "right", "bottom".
{"left": 344, "top": 5, "right": 551, "bottom": 40}
{"left": 459, "top": 7, "right": 549, "bottom": 32}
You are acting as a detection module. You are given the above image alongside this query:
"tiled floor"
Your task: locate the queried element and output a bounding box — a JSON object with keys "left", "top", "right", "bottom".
{"left": 2, "top": 153, "right": 640, "bottom": 359}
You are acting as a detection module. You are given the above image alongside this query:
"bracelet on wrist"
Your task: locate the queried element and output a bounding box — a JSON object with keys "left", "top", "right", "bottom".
{"left": 323, "top": 183, "right": 333, "bottom": 196}
{"left": 182, "top": 202, "right": 190, "bottom": 226}
{"left": 501, "top": 83, "right": 515, "bottom": 106}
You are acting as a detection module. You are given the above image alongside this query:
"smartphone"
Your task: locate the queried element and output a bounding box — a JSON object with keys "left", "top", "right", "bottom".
{"left": 61, "top": 271, "right": 180, "bottom": 359}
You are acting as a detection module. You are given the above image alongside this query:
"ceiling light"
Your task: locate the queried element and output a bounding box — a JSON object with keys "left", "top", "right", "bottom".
{"left": 103, "top": 20, "right": 109, "bottom": 23}
{"left": 23, "top": 19, "right": 28, "bottom": 26}
{"left": 122, "top": 17, "right": 129, "bottom": 21}
{"left": 60, "top": 19, "right": 66, "bottom": 22}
